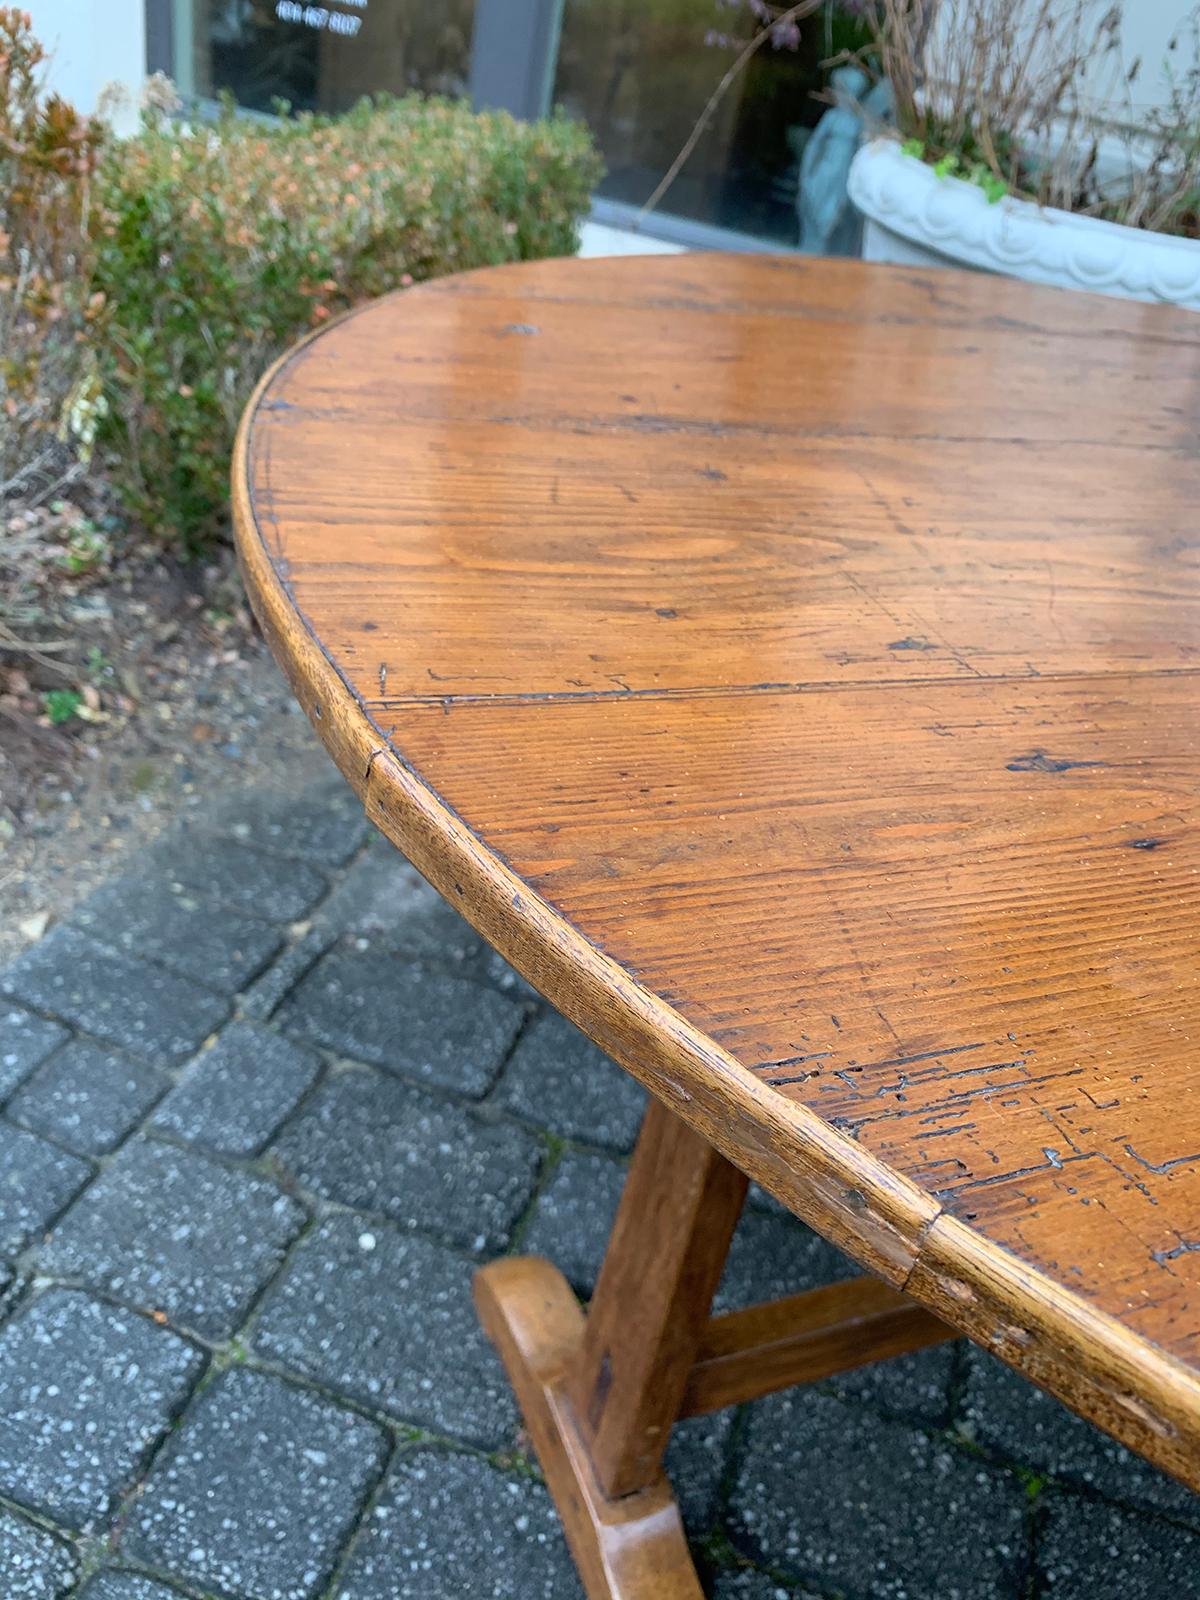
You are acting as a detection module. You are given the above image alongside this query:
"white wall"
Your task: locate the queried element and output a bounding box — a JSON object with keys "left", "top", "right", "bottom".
{"left": 1116, "top": 3, "right": 1195, "bottom": 120}
{"left": 25, "top": 0, "right": 146, "bottom": 126}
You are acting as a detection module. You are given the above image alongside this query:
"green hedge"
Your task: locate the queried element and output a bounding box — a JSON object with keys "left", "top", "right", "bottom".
{"left": 94, "top": 96, "right": 602, "bottom": 550}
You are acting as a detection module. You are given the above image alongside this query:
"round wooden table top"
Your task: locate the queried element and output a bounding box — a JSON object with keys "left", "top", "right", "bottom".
{"left": 234, "top": 253, "right": 1200, "bottom": 1485}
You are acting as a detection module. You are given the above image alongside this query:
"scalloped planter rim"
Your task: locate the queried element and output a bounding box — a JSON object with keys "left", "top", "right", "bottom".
{"left": 847, "top": 139, "right": 1200, "bottom": 311}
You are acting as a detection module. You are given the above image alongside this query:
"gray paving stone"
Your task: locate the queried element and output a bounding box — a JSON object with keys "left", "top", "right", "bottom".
{"left": 148, "top": 829, "right": 329, "bottom": 922}
{"left": 309, "top": 836, "right": 419, "bottom": 929}
{"left": 519, "top": 1147, "right": 624, "bottom": 1293}
{"left": 668, "top": 1410, "right": 734, "bottom": 1537}
{"left": 314, "top": 837, "right": 539, "bottom": 998}
{"left": 70, "top": 874, "right": 283, "bottom": 994}
{"left": 0, "top": 1288, "right": 204, "bottom": 1531}
{"left": 317, "top": 848, "right": 484, "bottom": 963}
{"left": 0, "top": 1007, "right": 68, "bottom": 1098}
{"left": 0, "top": 1507, "right": 78, "bottom": 1598}
{"left": 39, "top": 1137, "right": 304, "bottom": 1340}
{"left": 0, "top": 927, "right": 228, "bottom": 1065}
{"left": 730, "top": 1389, "right": 1027, "bottom": 1599}
{"left": 128, "top": 1367, "right": 387, "bottom": 1600}
{"left": 204, "top": 777, "right": 368, "bottom": 866}
{"left": 711, "top": 1574, "right": 817, "bottom": 1600}
{"left": 8, "top": 1040, "right": 168, "bottom": 1155}
{"left": 0, "top": 1120, "right": 92, "bottom": 1255}
{"left": 335, "top": 1447, "right": 581, "bottom": 1600}
{"left": 962, "top": 1343, "right": 1200, "bottom": 1527}
{"left": 78, "top": 1575, "right": 182, "bottom": 1600}
{"left": 240, "top": 926, "right": 334, "bottom": 1021}
{"left": 1039, "top": 1492, "right": 1200, "bottom": 1598}
{"left": 821, "top": 1339, "right": 959, "bottom": 1427}
{"left": 151, "top": 1022, "right": 321, "bottom": 1156}
{"left": 492, "top": 1010, "right": 646, "bottom": 1150}
{"left": 254, "top": 1213, "right": 517, "bottom": 1445}
{"left": 520, "top": 1151, "right": 855, "bottom": 1305}
{"left": 272, "top": 1067, "right": 541, "bottom": 1251}
{"left": 478, "top": 948, "right": 542, "bottom": 1000}
{"left": 716, "top": 1209, "right": 858, "bottom": 1313}
{"left": 278, "top": 946, "right": 524, "bottom": 1097}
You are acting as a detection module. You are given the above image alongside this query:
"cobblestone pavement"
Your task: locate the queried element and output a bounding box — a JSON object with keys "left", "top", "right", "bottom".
{"left": 1, "top": 760, "right": 1197, "bottom": 1600}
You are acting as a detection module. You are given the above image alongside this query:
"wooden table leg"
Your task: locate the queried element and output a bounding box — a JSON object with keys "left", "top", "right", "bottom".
{"left": 475, "top": 1099, "right": 954, "bottom": 1600}
{"left": 475, "top": 1099, "right": 747, "bottom": 1600}
{"left": 570, "top": 1099, "right": 750, "bottom": 1498}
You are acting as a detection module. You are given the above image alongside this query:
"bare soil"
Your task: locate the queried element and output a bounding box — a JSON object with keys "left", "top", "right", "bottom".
{"left": 0, "top": 507, "right": 329, "bottom": 963}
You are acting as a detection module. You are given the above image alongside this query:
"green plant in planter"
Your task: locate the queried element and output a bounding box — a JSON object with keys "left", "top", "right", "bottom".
{"left": 900, "top": 138, "right": 1008, "bottom": 201}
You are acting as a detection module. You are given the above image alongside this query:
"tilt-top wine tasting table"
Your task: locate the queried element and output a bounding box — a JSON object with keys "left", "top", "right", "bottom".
{"left": 233, "top": 253, "right": 1200, "bottom": 1598}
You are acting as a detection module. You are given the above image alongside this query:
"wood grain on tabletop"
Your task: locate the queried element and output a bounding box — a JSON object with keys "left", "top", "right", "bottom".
{"left": 235, "top": 252, "right": 1200, "bottom": 1470}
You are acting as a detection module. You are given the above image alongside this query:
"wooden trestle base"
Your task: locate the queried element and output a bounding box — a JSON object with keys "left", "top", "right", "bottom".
{"left": 475, "top": 1100, "right": 954, "bottom": 1600}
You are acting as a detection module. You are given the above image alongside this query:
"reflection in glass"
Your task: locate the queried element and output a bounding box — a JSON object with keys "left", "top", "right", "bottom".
{"left": 176, "top": 0, "right": 475, "bottom": 115}
{"left": 553, "top": 0, "right": 872, "bottom": 243}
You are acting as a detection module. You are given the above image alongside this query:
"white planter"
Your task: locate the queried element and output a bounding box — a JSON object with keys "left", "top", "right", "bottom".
{"left": 847, "top": 137, "right": 1200, "bottom": 311}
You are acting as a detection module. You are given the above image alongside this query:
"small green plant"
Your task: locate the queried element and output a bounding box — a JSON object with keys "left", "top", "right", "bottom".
{"left": 968, "top": 163, "right": 1009, "bottom": 204}
{"left": 1016, "top": 1467, "right": 1049, "bottom": 1502}
{"left": 57, "top": 516, "right": 111, "bottom": 575}
{"left": 43, "top": 687, "right": 83, "bottom": 725}
{"left": 84, "top": 644, "right": 111, "bottom": 682}
{"left": 904, "top": 140, "right": 1008, "bottom": 203}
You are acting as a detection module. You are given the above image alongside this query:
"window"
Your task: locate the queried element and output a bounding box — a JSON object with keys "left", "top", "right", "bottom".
{"left": 552, "top": 1, "right": 871, "bottom": 244}
{"left": 152, "top": 0, "right": 862, "bottom": 248}
{"left": 168, "top": 0, "right": 475, "bottom": 114}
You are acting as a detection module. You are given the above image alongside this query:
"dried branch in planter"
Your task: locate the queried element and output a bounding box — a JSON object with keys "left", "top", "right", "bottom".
{"left": 1125, "top": 11, "right": 1200, "bottom": 237}
{"left": 639, "top": 0, "right": 831, "bottom": 220}
{"left": 865, "top": 0, "right": 1200, "bottom": 238}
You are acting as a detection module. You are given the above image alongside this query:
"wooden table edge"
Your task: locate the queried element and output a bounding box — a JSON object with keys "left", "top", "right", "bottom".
{"left": 231, "top": 317, "right": 1200, "bottom": 1492}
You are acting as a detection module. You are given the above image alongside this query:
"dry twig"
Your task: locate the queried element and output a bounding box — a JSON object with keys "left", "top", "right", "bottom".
{"left": 639, "top": 0, "right": 829, "bottom": 220}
